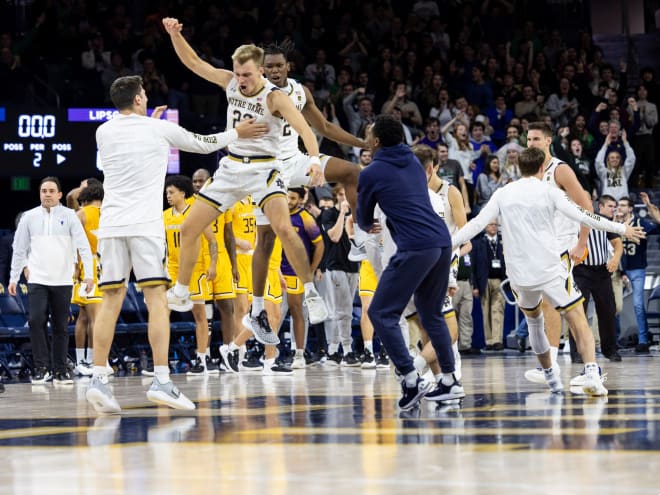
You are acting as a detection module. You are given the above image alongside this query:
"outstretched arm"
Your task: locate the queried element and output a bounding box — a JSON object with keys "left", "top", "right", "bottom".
{"left": 301, "top": 86, "right": 366, "bottom": 148}
{"left": 162, "top": 17, "right": 232, "bottom": 89}
{"left": 452, "top": 192, "right": 501, "bottom": 248}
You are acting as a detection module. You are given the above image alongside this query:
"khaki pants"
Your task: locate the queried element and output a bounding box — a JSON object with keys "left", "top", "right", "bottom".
{"left": 482, "top": 278, "right": 505, "bottom": 345}
{"left": 452, "top": 280, "right": 474, "bottom": 350}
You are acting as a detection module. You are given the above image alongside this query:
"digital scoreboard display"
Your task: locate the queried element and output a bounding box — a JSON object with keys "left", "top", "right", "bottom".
{"left": 0, "top": 106, "right": 180, "bottom": 176}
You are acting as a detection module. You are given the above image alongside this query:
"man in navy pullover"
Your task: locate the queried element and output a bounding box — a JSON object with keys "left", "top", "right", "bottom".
{"left": 357, "top": 114, "right": 464, "bottom": 411}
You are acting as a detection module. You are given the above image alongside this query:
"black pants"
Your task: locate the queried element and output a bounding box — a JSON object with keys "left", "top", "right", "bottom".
{"left": 28, "top": 284, "right": 72, "bottom": 372}
{"left": 571, "top": 264, "right": 617, "bottom": 357}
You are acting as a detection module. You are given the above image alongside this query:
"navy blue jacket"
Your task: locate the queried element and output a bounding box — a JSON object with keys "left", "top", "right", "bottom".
{"left": 357, "top": 143, "right": 451, "bottom": 251}
{"left": 472, "top": 233, "right": 506, "bottom": 294}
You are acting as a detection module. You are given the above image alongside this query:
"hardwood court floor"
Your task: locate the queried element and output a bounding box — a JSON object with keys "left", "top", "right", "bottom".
{"left": 0, "top": 351, "right": 658, "bottom": 495}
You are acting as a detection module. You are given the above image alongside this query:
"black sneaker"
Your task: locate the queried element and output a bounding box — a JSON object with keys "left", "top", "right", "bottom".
{"left": 376, "top": 350, "right": 390, "bottom": 369}
{"left": 220, "top": 345, "right": 240, "bottom": 373}
{"left": 635, "top": 342, "right": 651, "bottom": 354}
{"left": 241, "top": 310, "right": 280, "bottom": 345}
{"left": 31, "top": 367, "right": 52, "bottom": 384}
{"left": 240, "top": 352, "right": 264, "bottom": 371}
{"left": 424, "top": 374, "right": 466, "bottom": 402}
{"left": 263, "top": 362, "right": 293, "bottom": 375}
{"left": 187, "top": 357, "right": 207, "bottom": 376}
{"left": 342, "top": 352, "right": 361, "bottom": 367}
{"left": 0, "top": 380, "right": 4, "bottom": 393}
{"left": 53, "top": 370, "right": 74, "bottom": 385}
{"left": 399, "top": 376, "right": 433, "bottom": 411}
{"left": 205, "top": 356, "right": 220, "bottom": 375}
{"left": 325, "top": 352, "right": 342, "bottom": 367}
{"left": 361, "top": 349, "right": 376, "bottom": 369}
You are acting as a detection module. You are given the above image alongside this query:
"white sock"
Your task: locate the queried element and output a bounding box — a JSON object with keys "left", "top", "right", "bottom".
{"left": 364, "top": 340, "right": 373, "bottom": 353}
{"left": 76, "top": 348, "right": 85, "bottom": 363}
{"left": 413, "top": 355, "right": 427, "bottom": 374}
{"left": 584, "top": 362, "right": 599, "bottom": 375}
{"left": 87, "top": 348, "right": 94, "bottom": 363}
{"left": 92, "top": 365, "right": 108, "bottom": 380}
{"left": 434, "top": 373, "right": 443, "bottom": 383}
{"left": 228, "top": 342, "right": 239, "bottom": 352}
{"left": 303, "top": 282, "right": 317, "bottom": 297}
{"left": 251, "top": 297, "right": 264, "bottom": 316}
{"left": 550, "top": 346, "right": 559, "bottom": 365}
{"left": 328, "top": 343, "right": 339, "bottom": 355}
{"left": 154, "top": 366, "right": 170, "bottom": 384}
{"left": 264, "top": 358, "right": 275, "bottom": 368}
{"left": 295, "top": 349, "right": 304, "bottom": 357}
{"left": 452, "top": 341, "right": 462, "bottom": 381}
{"left": 173, "top": 282, "right": 189, "bottom": 297}
{"left": 404, "top": 370, "right": 418, "bottom": 387}
{"left": 197, "top": 352, "right": 208, "bottom": 368}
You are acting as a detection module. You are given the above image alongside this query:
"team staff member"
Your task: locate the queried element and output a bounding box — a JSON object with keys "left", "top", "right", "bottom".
{"left": 10, "top": 176, "right": 94, "bottom": 385}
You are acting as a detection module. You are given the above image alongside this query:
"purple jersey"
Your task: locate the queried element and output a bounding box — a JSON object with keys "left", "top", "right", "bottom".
{"left": 281, "top": 207, "right": 323, "bottom": 276}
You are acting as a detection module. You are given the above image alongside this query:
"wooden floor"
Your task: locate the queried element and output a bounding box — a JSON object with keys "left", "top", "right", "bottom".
{"left": 0, "top": 350, "right": 658, "bottom": 495}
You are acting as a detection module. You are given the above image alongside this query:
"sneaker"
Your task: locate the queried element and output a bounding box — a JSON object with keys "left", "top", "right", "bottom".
{"left": 399, "top": 377, "right": 433, "bottom": 411}
{"left": 242, "top": 311, "right": 280, "bottom": 345}
{"left": 53, "top": 370, "right": 74, "bottom": 385}
{"left": 304, "top": 290, "right": 329, "bottom": 324}
{"left": 292, "top": 355, "right": 307, "bottom": 369}
{"left": 146, "top": 378, "right": 196, "bottom": 410}
{"left": 263, "top": 362, "right": 294, "bottom": 376}
{"left": 543, "top": 367, "right": 564, "bottom": 394}
{"left": 582, "top": 370, "right": 608, "bottom": 397}
{"left": 74, "top": 361, "right": 93, "bottom": 377}
{"left": 240, "top": 353, "right": 264, "bottom": 372}
{"left": 187, "top": 357, "right": 207, "bottom": 376}
{"left": 525, "top": 364, "right": 560, "bottom": 385}
{"left": 424, "top": 374, "right": 466, "bottom": 402}
{"left": 635, "top": 342, "right": 651, "bottom": 354}
{"left": 219, "top": 345, "right": 240, "bottom": 373}
{"left": 361, "top": 349, "right": 376, "bottom": 369}
{"left": 341, "top": 352, "right": 361, "bottom": 367}
{"left": 205, "top": 356, "right": 220, "bottom": 375}
{"left": 348, "top": 239, "right": 367, "bottom": 262}
{"left": 325, "top": 352, "right": 342, "bottom": 367}
{"left": 31, "top": 367, "right": 52, "bottom": 384}
{"left": 570, "top": 367, "right": 607, "bottom": 387}
{"left": 86, "top": 375, "right": 121, "bottom": 414}
{"left": 376, "top": 350, "right": 390, "bottom": 369}
{"left": 166, "top": 287, "right": 193, "bottom": 312}
{"left": 141, "top": 364, "right": 154, "bottom": 377}
{"left": 0, "top": 381, "right": 4, "bottom": 394}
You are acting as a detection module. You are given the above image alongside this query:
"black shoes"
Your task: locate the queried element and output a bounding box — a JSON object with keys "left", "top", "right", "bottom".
{"left": 31, "top": 367, "right": 52, "bottom": 384}
{"left": 604, "top": 351, "right": 622, "bottom": 362}
{"left": 53, "top": 370, "right": 73, "bottom": 385}
{"left": 398, "top": 376, "right": 433, "bottom": 411}
{"left": 635, "top": 343, "right": 651, "bottom": 354}
{"left": 517, "top": 336, "right": 527, "bottom": 353}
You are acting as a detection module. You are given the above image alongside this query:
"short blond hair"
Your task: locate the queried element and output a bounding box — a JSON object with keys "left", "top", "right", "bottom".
{"left": 232, "top": 44, "right": 264, "bottom": 67}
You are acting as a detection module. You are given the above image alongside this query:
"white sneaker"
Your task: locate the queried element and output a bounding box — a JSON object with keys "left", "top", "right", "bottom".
{"left": 570, "top": 367, "right": 607, "bottom": 387}
{"left": 86, "top": 375, "right": 121, "bottom": 414}
{"left": 525, "top": 364, "right": 560, "bottom": 385}
{"left": 292, "top": 355, "right": 307, "bottom": 369}
{"left": 304, "top": 290, "right": 329, "bottom": 324}
{"left": 166, "top": 287, "right": 193, "bottom": 312}
{"left": 74, "top": 361, "right": 93, "bottom": 377}
{"left": 348, "top": 240, "right": 367, "bottom": 262}
{"left": 146, "top": 378, "right": 196, "bottom": 410}
{"left": 543, "top": 367, "right": 564, "bottom": 394}
{"left": 582, "top": 371, "right": 608, "bottom": 397}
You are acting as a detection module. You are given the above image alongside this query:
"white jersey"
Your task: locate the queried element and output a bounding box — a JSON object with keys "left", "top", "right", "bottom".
{"left": 434, "top": 180, "right": 457, "bottom": 235}
{"left": 96, "top": 113, "right": 237, "bottom": 238}
{"left": 279, "top": 78, "right": 307, "bottom": 160}
{"left": 452, "top": 177, "right": 626, "bottom": 288}
{"left": 225, "top": 78, "right": 284, "bottom": 157}
{"left": 376, "top": 189, "right": 446, "bottom": 271}
{"left": 542, "top": 156, "right": 579, "bottom": 248}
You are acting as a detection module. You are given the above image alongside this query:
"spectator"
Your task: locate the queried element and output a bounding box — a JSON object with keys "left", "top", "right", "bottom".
{"left": 476, "top": 155, "right": 504, "bottom": 210}
{"left": 632, "top": 84, "right": 658, "bottom": 187}
{"left": 304, "top": 49, "right": 336, "bottom": 101}
{"left": 472, "top": 221, "right": 507, "bottom": 351}
{"left": 498, "top": 143, "right": 523, "bottom": 184}
{"left": 437, "top": 142, "right": 471, "bottom": 215}
{"left": 417, "top": 117, "right": 443, "bottom": 150}
{"left": 594, "top": 131, "right": 635, "bottom": 199}
{"left": 486, "top": 94, "right": 514, "bottom": 146}
{"left": 381, "top": 81, "right": 423, "bottom": 130}
{"left": 466, "top": 64, "right": 494, "bottom": 112}
{"left": 141, "top": 57, "right": 168, "bottom": 107}
{"left": 545, "top": 77, "right": 579, "bottom": 129}
{"left": 343, "top": 89, "right": 375, "bottom": 139}
{"left": 515, "top": 84, "right": 542, "bottom": 118}
{"left": 454, "top": 253, "right": 478, "bottom": 355}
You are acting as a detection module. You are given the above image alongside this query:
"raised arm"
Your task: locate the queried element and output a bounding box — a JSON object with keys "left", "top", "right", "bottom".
{"left": 301, "top": 86, "right": 366, "bottom": 149}
{"left": 162, "top": 17, "right": 233, "bottom": 89}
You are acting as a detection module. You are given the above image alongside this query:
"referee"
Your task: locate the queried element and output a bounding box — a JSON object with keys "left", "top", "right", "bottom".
{"left": 571, "top": 194, "right": 622, "bottom": 362}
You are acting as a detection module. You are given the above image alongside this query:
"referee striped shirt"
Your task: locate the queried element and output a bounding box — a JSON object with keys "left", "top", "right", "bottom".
{"left": 583, "top": 225, "right": 619, "bottom": 266}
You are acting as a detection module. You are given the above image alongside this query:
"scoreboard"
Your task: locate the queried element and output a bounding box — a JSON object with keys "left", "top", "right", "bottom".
{"left": 0, "top": 106, "right": 181, "bottom": 177}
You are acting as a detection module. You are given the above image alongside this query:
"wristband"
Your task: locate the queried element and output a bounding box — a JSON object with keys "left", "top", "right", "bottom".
{"left": 309, "top": 156, "right": 321, "bottom": 167}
